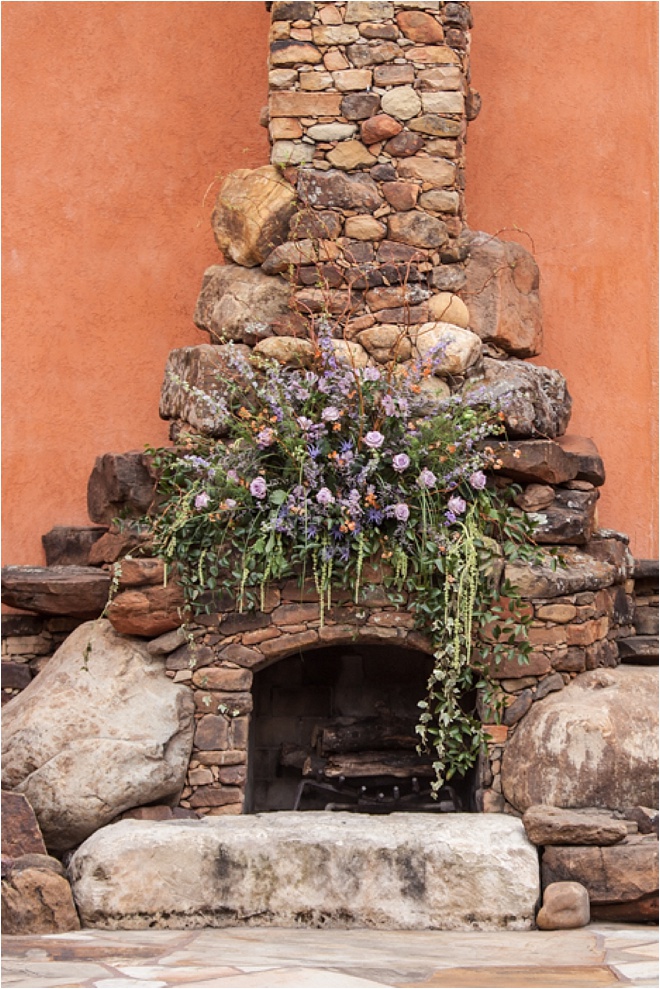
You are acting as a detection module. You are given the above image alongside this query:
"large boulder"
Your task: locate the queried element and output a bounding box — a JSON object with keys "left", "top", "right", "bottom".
{"left": 411, "top": 322, "right": 482, "bottom": 375}
{"left": 211, "top": 166, "right": 297, "bottom": 267}
{"left": 463, "top": 358, "right": 572, "bottom": 439}
{"left": 159, "top": 344, "right": 251, "bottom": 437}
{"left": 69, "top": 812, "right": 540, "bottom": 930}
{"left": 463, "top": 232, "right": 543, "bottom": 358}
{"left": 1, "top": 621, "right": 194, "bottom": 852}
{"left": 501, "top": 667, "right": 659, "bottom": 813}
{"left": 193, "top": 264, "right": 291, "bottom": 344}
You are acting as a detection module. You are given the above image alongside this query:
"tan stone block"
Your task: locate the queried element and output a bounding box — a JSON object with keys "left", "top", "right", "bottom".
{"left": 270, "top": 41, "right": 323, "bottom": 67}
{"left": 269, "top": 117, "right": 303, "bottom": 141}
{"left": 327, "top": 140, "right": 377, "bottom": 170}
{"left": 397, "top": 155, "right": 456, "bottom": 188}
{"left": 373, "top": 64, "right": 415, "bottom": 86}
{"left": 425, "top": 137, "right": 460, "bottom": 159}
{"left": 380, "top": 86, "right": 421, "bottom": 121}
{"left": 299, "top": 70, "right": 333, "bottom": 91}
{"left": 312, "top": 24, "right": 360, "bottom": 45}
{"left": 269, "top": 69, "right": 298, "bottom": 90}
{"left": 270, "top": 22, "right": 291, "bottom": 42}
{"left": 344, "top": 215, "right": 387, "bottom": 240}
{"left": 319, "top": 4, "right": 343, "bottom": 25}
{"left": 242, "top": 627, "right": 281, "bottom": 646}
{"left": 418, "top": 188, "right": 460, "bottom": 213}
{"left": 536, "top": 603, "right": 578, "bottom": 623}
{"left": 270, "top": 92, "right": 342, "bottom": 117}
{"left": 396, "top": 10, "right": 444, "bottom": 44}
{"left": 259, "top": 629, "right": 319, "bottom": 656}
{"left": 405, "top": 45, "right": 460, "bottom": 65}
{"left": 382, "top": 180, "right": 419, "bottom": 211}
{"left": 290, "top": 28, "right": 313, "bottom": 41}
{"left": 528, "top": 626, "right": 568, "bottom": 648}
{"left": 324, "top": 50, "right": 349, "bottom": 71}
{"left": 188, "top": 767, "right": 214, "bottom": 786}
{"left": 345, "top": 1, "right": 394, "bottom": 22}
{"left": 421, "top": 91, "right": 465, "bottom": 114}
{"left": 566, "top": 617, "right": 609, "bottom": 646}
{"left": 427, "top": 292, "right": 469, "bottom": 327}
{"left": 418, "top": 66, "right": 463, "bottom": 91}
{"left": 332, "top": 68, "right": 373, "bottom": 92}
{"left": 488, "top": 651, "right": 552, "bottom": 680}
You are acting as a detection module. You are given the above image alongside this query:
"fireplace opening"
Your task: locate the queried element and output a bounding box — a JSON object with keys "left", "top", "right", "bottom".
{"left": 245, "top": 644, "right": 478, "bottom": 815}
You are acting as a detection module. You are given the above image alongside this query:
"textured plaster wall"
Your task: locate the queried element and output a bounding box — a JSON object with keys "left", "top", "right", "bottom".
{"left": 2, "top": 2, "right": 657, "bottom": 565}
{"left": 2, "top": 2, "right": 270, "bottom": 565}
{"left": 468, "top": 1, "right": 658, "bottom": 557}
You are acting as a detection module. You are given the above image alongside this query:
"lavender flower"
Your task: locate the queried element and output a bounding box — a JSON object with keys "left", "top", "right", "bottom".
{"left": 418, "top": 468, "right": 437, "bottom": 488}
{"left": 381, "top": 394, "right": 396, "bottom": 417}
{"left": 362, "top": 366, "right": 381, "bottom": 382}
{"left": 393, "top": 503, "right": 410, "bottom": 522}
{"left": 448, "top": 495, "right": 466, "bottom": 515}
{"left": 392, "top": 453, "right": 410, "bottom": 473}
{"left": 249, "top": 477, "right": 267, "bottom": 500}
{"left": 364, "top": 430, "right": 384, "bottom": 449}
{"left": 316, "top": 487, "right": 335, "bottom": 506}
{"left": 226, "top": 469, "right": 239, "bottom": 484}
{"left": 469, "top": 470, "right": 487, "bottom": 490}
{"left": 194, "top": 491, "right": 210, "bottom": 510}
{"left": 256, "top": 427, "right": 276, "bottom": 448}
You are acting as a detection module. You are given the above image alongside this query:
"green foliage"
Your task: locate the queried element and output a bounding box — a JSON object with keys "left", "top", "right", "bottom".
{"left": 144, "top": 327, "right": 538, "bottom": 791}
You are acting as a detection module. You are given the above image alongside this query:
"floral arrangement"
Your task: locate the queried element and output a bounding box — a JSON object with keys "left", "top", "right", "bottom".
{"left": 147, "top": 326, "right": 537, "bottom": 791}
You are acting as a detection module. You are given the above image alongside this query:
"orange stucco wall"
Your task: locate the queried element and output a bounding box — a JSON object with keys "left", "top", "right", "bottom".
{"left": 3, "top": 2, "right": 657, "bottom": 565}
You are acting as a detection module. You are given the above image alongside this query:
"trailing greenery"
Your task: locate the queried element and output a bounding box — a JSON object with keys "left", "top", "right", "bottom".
{"left": 146, "top": 325, "right": 538, "bottom": 792}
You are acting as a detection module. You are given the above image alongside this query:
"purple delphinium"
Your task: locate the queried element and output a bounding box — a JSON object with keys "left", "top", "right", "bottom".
{"left": 392, "top": 453, "right": 410, "bottom": 473}
{"left": 364, "top": 430, "right": 384, "bottom": 450}
{"left": 469, "top": 470, "right": 487, "bottom": 490}
{"left": 250, "top": 477, "right": 267, "bottom": 500}
{"left": 418, "top": 468, "right": 437, "bottom": 488}
{"left": 194, "top": 491, "right": 210, "bottom": 510}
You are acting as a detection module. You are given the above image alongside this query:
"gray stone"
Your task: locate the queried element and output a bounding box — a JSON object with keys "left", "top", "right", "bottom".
{"left": 1, "top": 620, "right": 194, "bottom": 852}
{"left": 411, "top": 322, "right": 482, "bottom": 375}
{"left": 1, "top": 566, "right": 110, "bottom": 618}
{"left": 388, "top": 212, "right": 448, "bottom": 250}
{"left": 194, "top": 264, "right": 291, "bottom": 344}
{"left": 87, "top": 451, "right": 157, "bottom": 525}
{"left": 523, "top": 805, "right": 629, "bottom": 846}
{"left": 528, "top": 489, "right": 599, "bottom": 545}
{"left": 380, "top": 86, "right": 422, "bottom": 121}
{"left": 159, "top": 344, "right": 248, "bottom": 438}
{"left": 501, "top": 667, "right": 659, "bottom": 813}
{"left": 69, "top": 812, "right": 540, "bottom": 930}
{"left": 298, "top": 169, "right": 382, "bottom": 212}
{"left": 463, "top": 232, "right": 543, "bottom": 358}
{"left": 306, "top": 122, "right": 357, "bottom": 142}
{"left": 536, "top": 882, "right": 590, "bottom": 930}
{"left": 463, "top": 358, "right": 572, "bottom": 439}
{"left": 505, "top": 548, "right": 618, "bottom": 600}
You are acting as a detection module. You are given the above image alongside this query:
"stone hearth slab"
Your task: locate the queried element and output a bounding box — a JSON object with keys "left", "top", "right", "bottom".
{"left": 68, "top": 812, "right": 540, "bottom": 931}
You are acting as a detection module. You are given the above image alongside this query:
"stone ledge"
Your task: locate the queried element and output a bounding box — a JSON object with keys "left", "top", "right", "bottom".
{"left": 69, "top": 812, "right": 540, "bottom": 931}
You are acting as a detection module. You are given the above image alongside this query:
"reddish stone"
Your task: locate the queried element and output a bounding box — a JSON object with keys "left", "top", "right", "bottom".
{"left": 384, "top": 131, "right": 425, "bottom": 157}
{"left": 271, "top": 603, "right": 321, "bottom": 625}
{"left": 298, "top": 169, "right": 382, "bottom": 211}
{"left": 88, "top": 527, "right": 152, "bottom": 564}
{"left": 377, "top": 240, "right": 427, "bottom": 263}
{"left": 192, "top": 667, "right": 253, "bottom": 691}
{"left": 217, "top": 765, "right": 247, "bottom": 786}
{"left": 1, "top": 566, "right": 110, "bottom": 619}
{"left": 106, "top": 584, "right": 186, "bottom": 637}
{"left": 42, "top": 526, "right": 107, "bottom": 567}
{"left": 361, "top": 114, "right": 402, "bottom": 145}
{"left": 116, "top": 557, "right": 165, "bottom": 588}
{"left": 289, "top": 209, "right": 343, "bottom": 240}
{"left": 87, "top": 451, "right": 157, "bottom": 525}
{"left": 382, "top": 181, "right": 419, "bottom": 211}
{"left": 346, "top": 42, "right": 400, "bottom": 68}
{"left": 188, "top": 786, "right": 242, "bottom": 808}
{"left": 219, "top": 643, "right": 263, "bottom": 668}
{"left": 1, "top": 792, "right": 47, "bottom": 858}
{"left": 388, "top": 211, "right": 447, "bottom": 249}
{"left": 396, "top": 10, "right": 444, "bottom": 43}
{"left": 374, "top": 304, "right": 429, "bottom": 324}
{"left": 194, "top": 714, "right": 230, "bottom": 751}
{"left": 193, "top": 691, "right": 253, "bottom": 716}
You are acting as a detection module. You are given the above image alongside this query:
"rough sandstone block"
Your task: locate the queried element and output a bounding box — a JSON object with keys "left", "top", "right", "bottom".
{"left": 87, "top": 451, "right": 157, "bottom": 525}
{"left": 211, "top": 166, "right": 297, "bottom": 268}
{"left": 69, "top": 813, "right": 540, "bottom": 930}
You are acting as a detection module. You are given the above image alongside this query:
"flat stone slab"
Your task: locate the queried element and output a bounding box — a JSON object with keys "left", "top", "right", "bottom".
{"left": 1, "top": 566, "right": 110, "bottom": 617}
{"left": 69, "top": 812, "right": 540, "bottom": 931}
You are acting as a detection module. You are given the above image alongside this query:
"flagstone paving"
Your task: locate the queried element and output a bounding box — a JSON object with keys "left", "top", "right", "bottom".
{"left": 2, "top": 924, "right": 657, "bottom": 988}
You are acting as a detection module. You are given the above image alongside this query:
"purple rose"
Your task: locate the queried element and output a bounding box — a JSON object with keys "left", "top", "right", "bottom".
{"left": 364, "top": 431, "right": 384, "bottom": 449}
{"left": 469, "top": 470, "right": 487, "bottom": 491}
{"left": 448, "top": 495, "right": 466, "bottom": 515}
{"left": 194, "top": 491, "right": 210, "bottom": 510}
{"left": 322, "top": 406, "right": 341, "bottom": 422}
{"left": 393, "top": 503, "right": 410, "bottom": 522}
{"left": 257, "top": 427, "right": 276, "bottom": 448}
{"left": 226, "top": 469, "right": 239, "bottom": 484}
{"left": 418, "top": 468, "right": 437, "bottom": 488}
{"left": 250, "top": 477, "right": 267, "bottom": 500}
{"left": 392, "top": 453, "right": 410, "bottom": 473}
{"left": 316, "top": 487, "right": 335, "bottom": 507}
{"left": 225, "top": 498, "right": 237, "bottom": 510}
